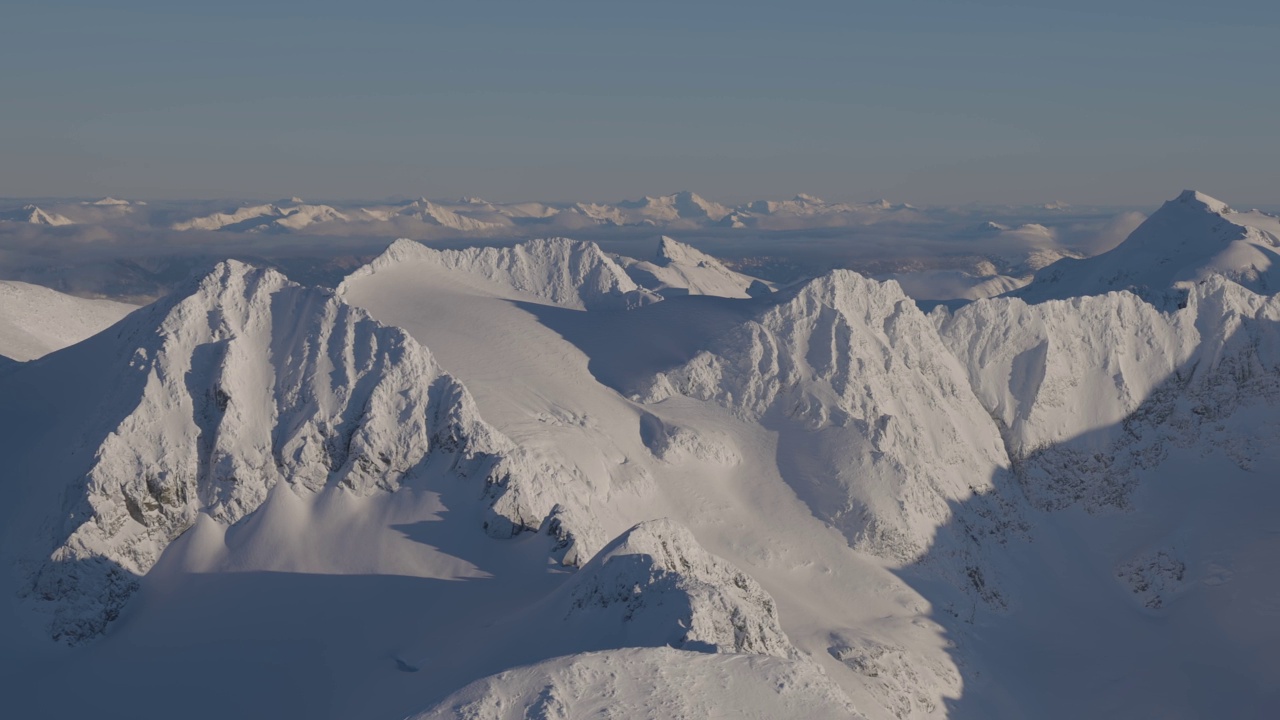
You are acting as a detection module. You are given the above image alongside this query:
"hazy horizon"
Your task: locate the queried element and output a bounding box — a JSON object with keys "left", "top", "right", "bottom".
{"left": 4, "top": 0, "right": 1278, "bottom": 207}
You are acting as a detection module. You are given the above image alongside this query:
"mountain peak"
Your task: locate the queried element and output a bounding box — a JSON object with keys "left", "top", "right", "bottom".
{"left": 1172, "top": 189, "right": 1231, "bottom": 214}
{"left": 344, "top": 237, "right": 659, "bottom": 310}
{"left": 654, "top": 235, "right": 704, "bottom": 266}
{"left": 2, "top": 204, "right": 74, "bottom": 226}
{"left": 1011, "top": 190, "right": 1280, "bottom": 305}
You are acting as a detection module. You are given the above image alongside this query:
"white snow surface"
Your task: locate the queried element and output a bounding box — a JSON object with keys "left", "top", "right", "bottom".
{"left": 0, "top": 280, "right": 138, "bottom": 361}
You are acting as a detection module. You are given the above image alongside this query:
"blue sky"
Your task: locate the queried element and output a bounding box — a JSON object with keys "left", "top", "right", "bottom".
{"left": 2, "top": 0, "right": 1277, "bottom": 205}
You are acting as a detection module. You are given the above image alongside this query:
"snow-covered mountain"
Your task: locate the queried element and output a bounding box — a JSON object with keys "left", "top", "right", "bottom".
{"left": 1014, "top": 190, "right": 1280, "bottom": 306}
{"left": 0, "top": 281, "right": 138, "bottom": 361}
{"left": 338, "top": 239, "right": 968, "bottom": 719}
{"left": 615, "top": 236, "right": 772, "bottom": 298}
{"left": 7, "top": 203, "right": 1280, "bottom": 719}
{"left": 1, "top": 262, "right": 589, "bottom": 644}
{"left": 937, "top": 274, "right": 1280, "bottom": 510}
{"left": 639, "top": 270, "right": 1022, "bottom": 599}
{"left": 82, "top": 197, "right": 140, "bottom": 207}
{"left": 358, "top": 199, "right": 509, "bottom": 232}
{"left": 156, "top": 191, "right": 934, "bottom": 234}
{"left": 723, "top": 195, "right": 922, "bottom": 229}
{"left": 0, "top": 204, "right": 74, "bottom": 226}
{"left": 171, "top": 200, "right": 349, "bottom": 232}
{"left": 342, "top": 237, "right": 661, "bottom": 310}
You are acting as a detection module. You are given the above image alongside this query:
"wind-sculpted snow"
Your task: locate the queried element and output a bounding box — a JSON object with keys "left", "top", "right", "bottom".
{"left": 410, "top": 647, "right": 862, "bottom": 720}
{"left": 560, "top": 518, "right": 798, "bottom": 658}
{"left": 641, "top": 271, "right": 1020, "bottom": 572}
{"left": 23, "top": 261, "right": 587, "bottom": 643}
{"left": 341, "top": 237, "right": 661, "bottom": 310}
{"left": 1013, "top": 190, "right": 1280, "bottom": 306}
{"left": 938, "top": 275, "right": 1280, "bottom": 510}
{"left": 615, "top": 235, "right": 771, "bottom": 299}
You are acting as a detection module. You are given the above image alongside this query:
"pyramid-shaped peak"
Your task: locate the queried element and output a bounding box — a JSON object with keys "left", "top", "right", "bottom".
{"left": 655, "top": 235, "right": 715, "bottom": 265}
{"left": 1171, "top": 190, "right": 1231, "bottom": 214}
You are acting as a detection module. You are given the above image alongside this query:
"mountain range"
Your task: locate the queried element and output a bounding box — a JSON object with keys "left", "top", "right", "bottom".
{"left": 1, "top": 190, "right": 1278, "bottom": 718}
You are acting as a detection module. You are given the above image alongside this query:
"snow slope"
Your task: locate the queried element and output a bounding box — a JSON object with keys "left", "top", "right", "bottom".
{"left": 0, "top": 281, "right": 138, "bottom": 361}
{"left": 1014, "top": 190, "right": 1280, "bottom": 306}
{"left": 615, "top": 236, "right": 772, "bottom": 298}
